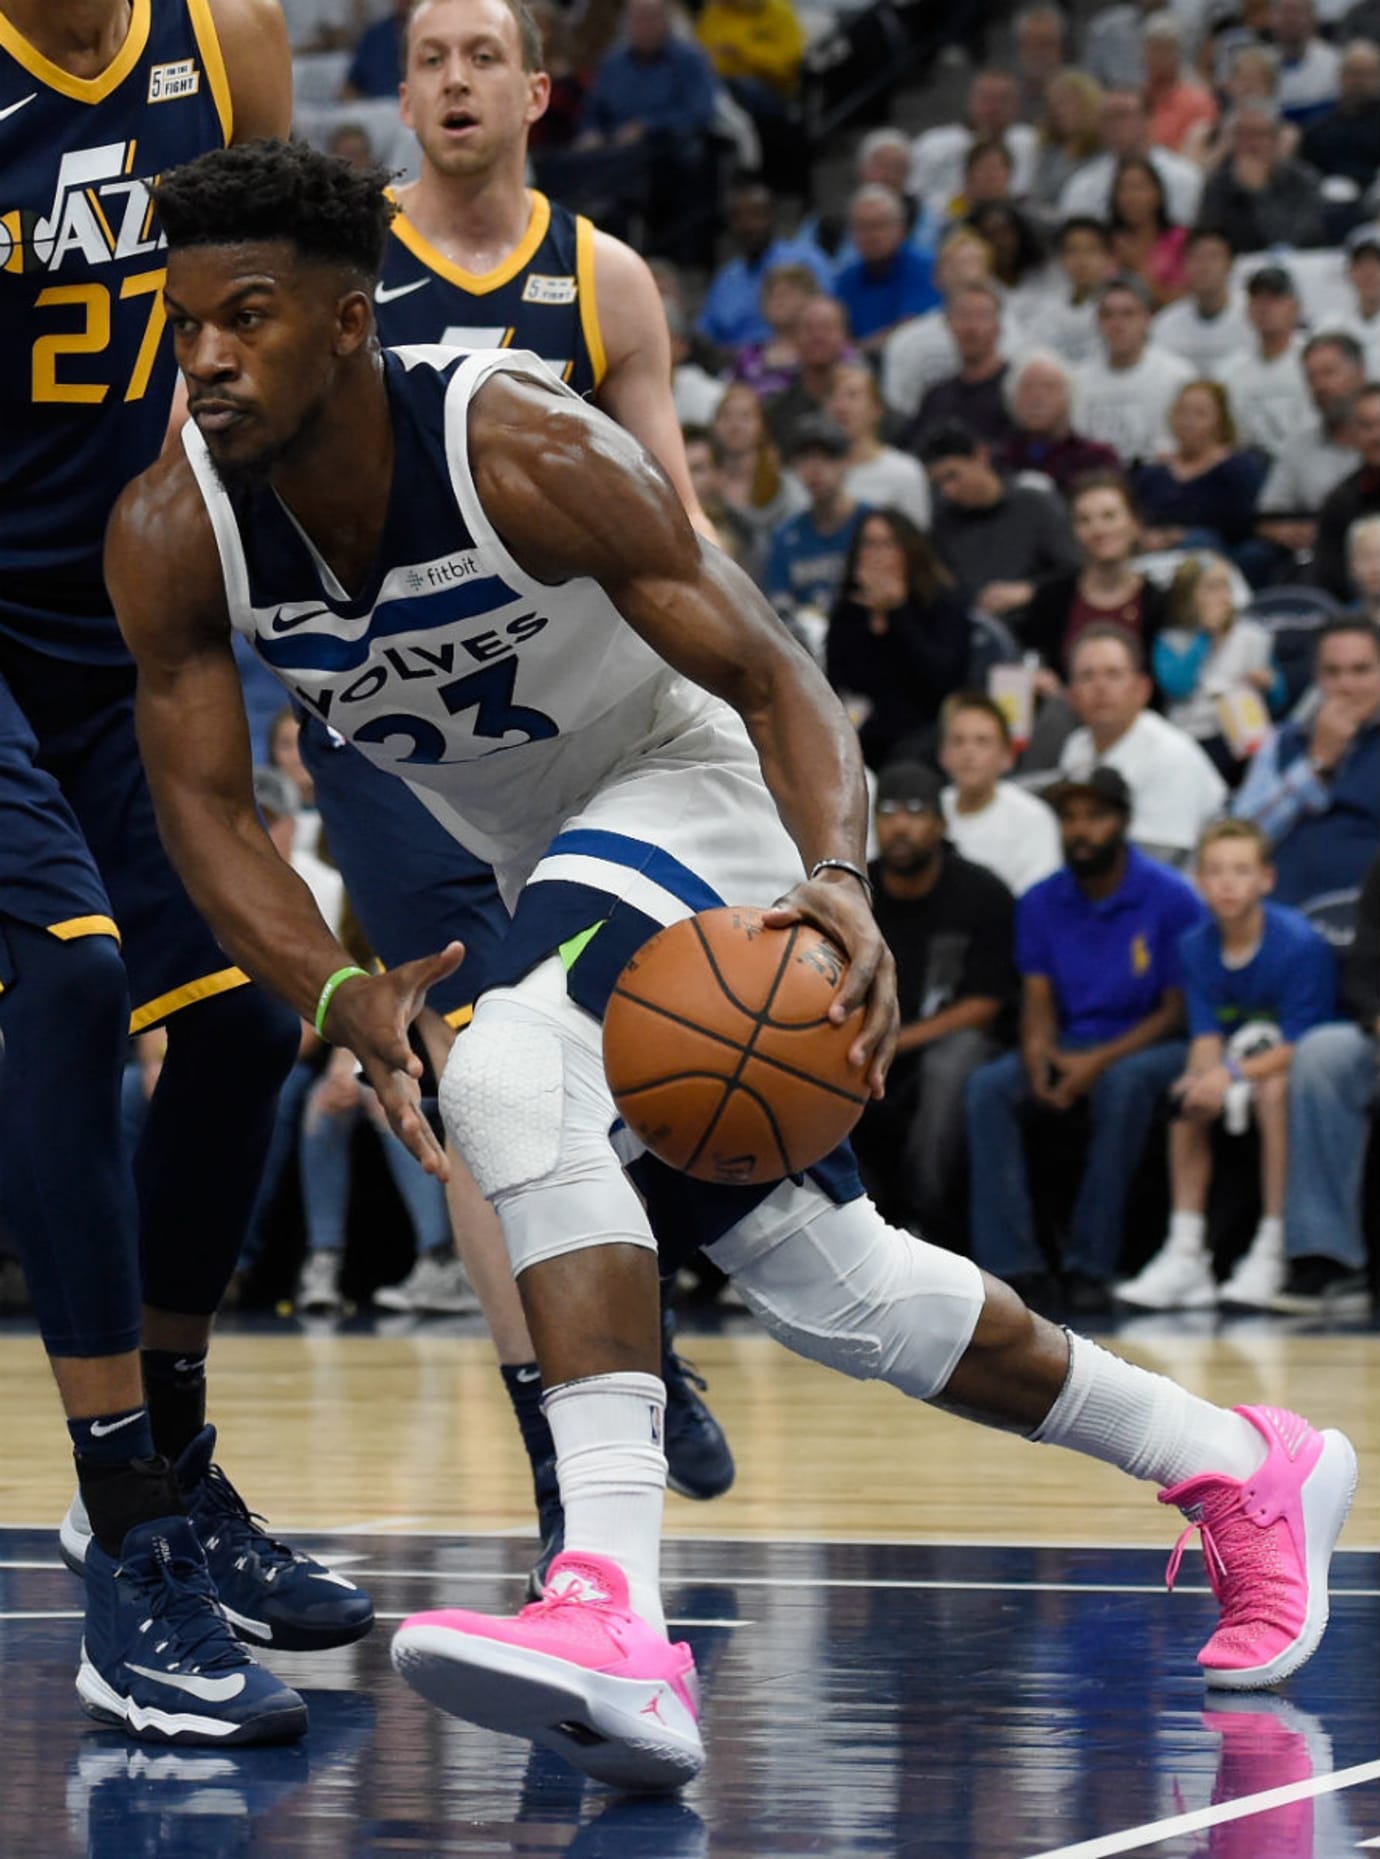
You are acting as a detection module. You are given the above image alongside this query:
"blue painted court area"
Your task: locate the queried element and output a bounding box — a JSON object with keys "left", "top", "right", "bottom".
{"left": 0, "top": 1533, "right": 1376, "bottom": 1858}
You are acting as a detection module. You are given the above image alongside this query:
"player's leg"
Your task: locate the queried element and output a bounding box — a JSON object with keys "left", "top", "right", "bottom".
{"left": 0, "top": 661, "right": 305, "bottom": 1742}
{"left": 47, "top": 663, "right": 370, "bottom": 1653}
{"left": 707, "top": 1175, "right": 1356, "bottom": 1691}
{"left": 1117, "top": 1108, "right": 1219, "bottom": 1310}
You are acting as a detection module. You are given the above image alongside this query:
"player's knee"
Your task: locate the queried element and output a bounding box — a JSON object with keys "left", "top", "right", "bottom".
{"left": 7, "top": 925, "right": 129, "bottom": 1039}
{"left": 439, "top": 1014, "right": 566, "bottom": 1200}
{"left": 714, "top": 1193, "right": 985, "bottom": 1401}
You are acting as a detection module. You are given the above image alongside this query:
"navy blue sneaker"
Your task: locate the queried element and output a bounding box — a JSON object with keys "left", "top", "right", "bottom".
{"left": 662, "top": 1310, "right": 735, "bottom": 1501}
{"left": 77, "top": 1517, "right": 308, "bottom": 1746}
{"left": 177, "top": 1427, "right": 375, "bottom": 1652}
{"left": 525, "top": 1450, "right": 565, "bottom": 1601}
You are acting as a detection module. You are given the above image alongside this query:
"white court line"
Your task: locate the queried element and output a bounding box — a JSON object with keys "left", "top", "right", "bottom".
{"left": 1025, "top": 1759, "right": 1380, "bottom": 1859}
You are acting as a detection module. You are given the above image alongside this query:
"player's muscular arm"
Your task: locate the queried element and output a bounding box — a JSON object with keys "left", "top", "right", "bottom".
{"left": 591, "top": 234, "right": 718, "bottom": 545}
{"left": 472, "top": 376, "right": 898, "bottom": 1087}
{"left": 210, "top": 0, "right": 294, "bottom": 142}
{"left": 107, "top": 465, "right": 459, "bottom": 1171}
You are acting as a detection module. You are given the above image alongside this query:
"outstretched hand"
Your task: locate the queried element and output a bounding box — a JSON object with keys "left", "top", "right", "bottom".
{"left": 764, "top": 875, "right": 897, "bottom": 1098}
{"left": 321, "top": 943, "right": 465, "bottom": 1176}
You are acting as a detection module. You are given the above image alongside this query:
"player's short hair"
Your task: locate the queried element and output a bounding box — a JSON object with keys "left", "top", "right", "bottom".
{"left": 153, "top": 139, "right": 395, "bottom": 285}
{"left": 1196, "top": 818, "right": 1271, "bottom": 864}
{"left": 407, "top": 0, "right": 543, "bottom": 69}
{"left": 941, "top": 690, "right": 1013, "bottom": 746}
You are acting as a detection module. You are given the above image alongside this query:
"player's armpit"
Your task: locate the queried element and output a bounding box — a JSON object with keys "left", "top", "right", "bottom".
{"left": 210, "top": 0, "right": 293, "bottom": 143}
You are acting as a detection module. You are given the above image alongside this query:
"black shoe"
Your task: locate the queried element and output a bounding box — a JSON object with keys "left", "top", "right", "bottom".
{"left": 1063, "top": 1270, "right": 1114, "bottom": 1317}
{"left": 663, "top": 1309, "right": 735, "bottom": 1501}
{"left": 1003, "top": 1271, "right": 1063, "bottom": 1319}
{"left": 1269, "top": 1257, "right": 1372, "bottom": 1316}
{"left": 524, "top": 1452, "right": 565, "bottom": 1602}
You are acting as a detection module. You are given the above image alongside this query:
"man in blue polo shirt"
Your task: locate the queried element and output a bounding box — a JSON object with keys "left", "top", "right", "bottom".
{"left": 966, "top": 767, "right": 1205, "bottom": 1313}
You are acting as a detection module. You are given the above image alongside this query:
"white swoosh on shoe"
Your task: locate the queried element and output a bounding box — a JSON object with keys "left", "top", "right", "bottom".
{"left": 126, "top": 1664, "right": 247, "bottom": 1702}
{"left": 308, "top": 1570, "right": 360, "bottom": 1589}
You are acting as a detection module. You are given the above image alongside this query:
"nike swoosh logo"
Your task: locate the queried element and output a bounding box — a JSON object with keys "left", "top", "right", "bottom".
{"left": 375, "top": 278, "right": 429, "bottom": 304}
{"left": 269, "top": 605, "right": 333, "bottom": 633}
{"left": 515, "top": 1367, "right": 542, "bottom": 1383}
{"left": 0, "top": 93, "right": 38, "bottom": 122}
{"left": 88, "top": 1412, "right": 145, "bottom": 1439}
{"left": 126, "top": 1664, "right": 247, "bottom": 1702}
{"left": 308, "top": 1570, "right": 360, "bottom": 1590}
{"left": 172, "top": 1358, "right": 203, "bottom": 1374}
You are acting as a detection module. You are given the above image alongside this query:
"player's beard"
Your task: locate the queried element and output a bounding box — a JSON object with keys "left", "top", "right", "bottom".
{"left": 205, "top": 431, "right": 291, "bottom": 496}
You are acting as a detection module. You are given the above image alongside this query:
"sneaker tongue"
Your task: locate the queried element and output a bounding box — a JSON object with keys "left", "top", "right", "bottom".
{"left": 123, "top": 1514, "right": 201, "bottom": 1564}
{"left": 543, "top": 1554, "right": 628, "bottom": 1608}
{"left": 173, "top": 1424, "right": 218, "bottom": 1488}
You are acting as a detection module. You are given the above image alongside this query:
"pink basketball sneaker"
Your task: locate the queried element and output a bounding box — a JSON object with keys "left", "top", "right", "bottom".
{"left": 391, "top": 1552, "right": 703, "bottom": 1791}
{"left": 1159, "top": 1405, "right": 1358, "bottom": 1690}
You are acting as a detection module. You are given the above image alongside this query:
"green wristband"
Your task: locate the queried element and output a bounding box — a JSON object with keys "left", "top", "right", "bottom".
{"left": 314, "top": 964, "right": 368, "bottom": 1040}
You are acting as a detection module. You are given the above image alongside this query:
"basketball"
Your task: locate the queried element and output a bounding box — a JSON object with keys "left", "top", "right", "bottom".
{"left": 602, "top": 906, "right": 869, "bottom": 1185}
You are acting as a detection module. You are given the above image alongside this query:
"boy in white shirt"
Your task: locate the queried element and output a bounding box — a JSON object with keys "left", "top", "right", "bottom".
{"left": 1153, "top": 228, "right": 1251, "bottom": 373}
{"left": 939, "top": 692, "right": 1063, "bottom": 895}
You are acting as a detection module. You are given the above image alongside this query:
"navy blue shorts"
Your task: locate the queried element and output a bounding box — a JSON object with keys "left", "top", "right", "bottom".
{"left": 0, "top": 640, "right": 247, "bottom": 1029}
{"left": 301, "top": 718, "right": 510, "bottom": 1024}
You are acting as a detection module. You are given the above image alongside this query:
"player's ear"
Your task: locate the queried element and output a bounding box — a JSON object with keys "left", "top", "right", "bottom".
{"left": 526, "top": 69, "right": 551, "bottom": 126}
{"left": 336, "top": 289, "right": 375, "bottom": 356}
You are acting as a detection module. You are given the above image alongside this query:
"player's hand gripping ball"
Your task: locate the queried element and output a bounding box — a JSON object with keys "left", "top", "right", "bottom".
{"left": 602, "top": 906, "right": 868, "bottom": 1185}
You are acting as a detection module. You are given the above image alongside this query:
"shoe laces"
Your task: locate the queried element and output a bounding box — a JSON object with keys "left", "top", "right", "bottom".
{"left": 663, "top": 1347, "right": 709, "bottom": 1406}
{"left": 193, "top": 1464, "right": 299, "bottom": 1574}
{"left": 1165, "top": 1493, "right": 1287, "bottom": 1631}
{"left": 119, "top": 1547, "right": 248, "bottom": 1673}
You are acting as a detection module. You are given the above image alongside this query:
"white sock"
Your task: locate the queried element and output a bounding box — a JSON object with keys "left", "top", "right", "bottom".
{"left": 544, "top": 1371, "right": 667, "bottom": 1633}
{"left": 1032, "top": 1332, "right": 1266, "bottom": 1488}
{"left": 1166, "top": 1210, "right": 1207, "bottom": 1252}
{"left": 1252, "top": 1215, "right": 1284, "bottom": 1253}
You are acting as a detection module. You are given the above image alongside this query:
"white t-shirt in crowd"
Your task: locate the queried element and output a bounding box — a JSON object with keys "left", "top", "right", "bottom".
{"left": 1059, "top": 710, "right": 1228, "bottom": 856}
{"left": 1276, "top": 38, "right": 1341, "bottom": 116}
{"left": 1152, "top": 296, "right": 1252, "bottom": 374}
{"left": 1257, "top": 420, "right": 1361, "bottom": 513}
{"left": 673, "top": 363, "right": 725, "bottom": 427}
{"left": 1072, "top": 345, "right": 1196, "bottom": 464}
{"left": 1058, "top": 147, "right": 1203, "bottom": 229}
{"left": 881, "top": 303, "right": 1020, "bottom": 419}
{"left": 845, "top": 447, "right": 932, "bottom": 528}
{"left": 941, "top": 782, "right": 1063, "bottom": 895}
{"left": 1021, "top": 290, "right": 1104, "bottom": 368}
{"left": 909, "top": 122, "right": 1039, "bottom": 214}
{"left": 1214, "top": 343, "right": 1312, "bottom": 454}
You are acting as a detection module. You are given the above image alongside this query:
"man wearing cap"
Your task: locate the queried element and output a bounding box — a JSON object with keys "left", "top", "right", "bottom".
{"left": 1058, "top": 627, "right": 1227, "bottom": 866}
{"left": 850, "top": 761, "right": 1017, "bottom": 1244}
{"left": 965, "top": 766, "right": 1204, "bottom": 1313}
{"left": 1215, "top": 267, "right": 1313, "bottom": 456}
{"left": 764, "top": 417, "right": 869, "bottom": 633}
{"left": 1071, "top": 278, "right": 1195, "bottom": 467}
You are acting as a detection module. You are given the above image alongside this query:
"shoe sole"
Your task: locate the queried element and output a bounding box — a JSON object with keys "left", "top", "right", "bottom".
{"left": 1203, "top": 1428, "right": 1359, "bottom": 1693}
{"left": 1267, "top": 1291, "right": 1373, "bottom": 1317}
{"left": 666, "top": 1467, "right": 735, "bottom": 1501}
{"left": 391, "top": 1625, "right": 703, "bottom": 1792}
{"left": 1114, "top": 1287, "right": 1219, "bottom": 1311}
{"left": 76, "top": 1659, "right": 308, "bottom": 1746}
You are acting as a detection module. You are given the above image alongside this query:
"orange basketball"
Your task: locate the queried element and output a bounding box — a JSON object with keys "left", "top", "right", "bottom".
{"left": 602, "top": 906, "right": 868, "bottom": 1185}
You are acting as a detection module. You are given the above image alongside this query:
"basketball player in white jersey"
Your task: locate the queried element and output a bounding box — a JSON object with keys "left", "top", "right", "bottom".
{"left": 315, "top": 0, "right": 733, "bottom": 1559}
{"left": 111, "top": 142, "right": 1356, "bottom": 1792}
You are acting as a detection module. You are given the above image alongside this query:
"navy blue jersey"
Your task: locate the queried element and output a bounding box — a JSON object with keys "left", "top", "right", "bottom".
{"left": 374, "top": 189, "right": 606, "bottom": 397}
{"left": 0, "top": 0, "right": 231, "bottom": 663}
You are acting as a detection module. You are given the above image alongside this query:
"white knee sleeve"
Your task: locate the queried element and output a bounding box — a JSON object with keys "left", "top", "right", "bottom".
{"left": 438, "top": 958, "right": 655, "bottom": 1275}
{"left": 706, "top": 1182, "right": 985, "bottom": 1400}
